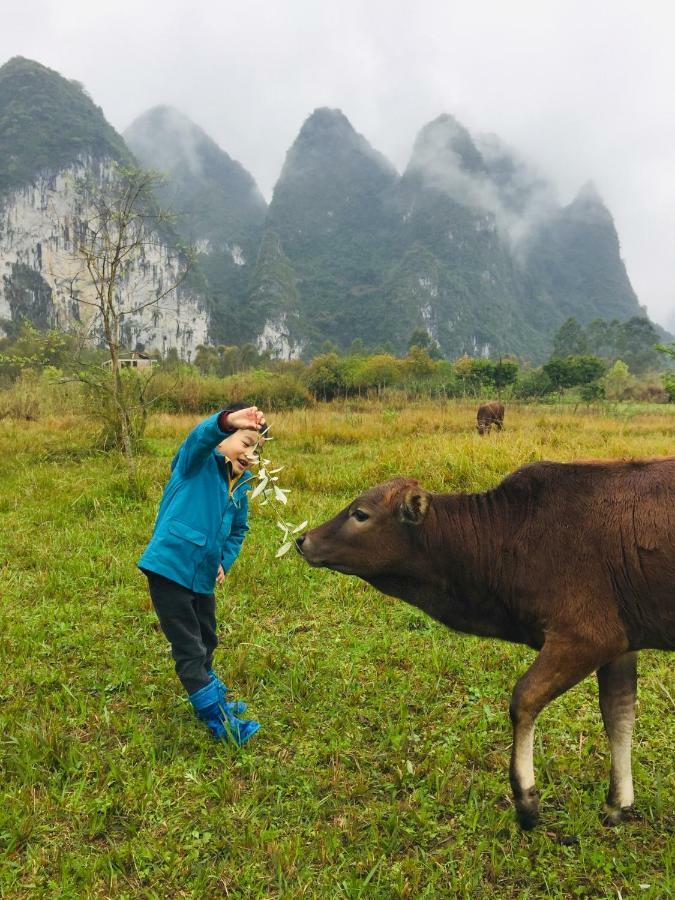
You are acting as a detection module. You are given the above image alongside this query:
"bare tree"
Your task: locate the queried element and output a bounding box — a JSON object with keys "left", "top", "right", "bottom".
{"left": 61, "top": 162, "right": 195, "bottom": 489}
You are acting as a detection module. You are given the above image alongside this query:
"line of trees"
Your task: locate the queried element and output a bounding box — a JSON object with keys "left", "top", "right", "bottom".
{"left": 552, "top": 316, "right": 666, "bottom": 374}
{"left": 4, "top": 323, "right": 672, "bottom": 410}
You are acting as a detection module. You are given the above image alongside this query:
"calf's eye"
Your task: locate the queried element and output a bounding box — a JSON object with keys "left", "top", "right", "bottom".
{"left": 353, "top": 509, "right": 369, "bottom": 522}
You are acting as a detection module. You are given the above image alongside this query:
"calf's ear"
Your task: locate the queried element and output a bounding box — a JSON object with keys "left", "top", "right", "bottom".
{"left": 399, "top": 487, "right": 430, "bottom": 525}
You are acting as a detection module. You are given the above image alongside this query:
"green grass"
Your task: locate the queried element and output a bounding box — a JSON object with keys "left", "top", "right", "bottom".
{"left": 0, "top": 401, "right": 673, "bottom": 897}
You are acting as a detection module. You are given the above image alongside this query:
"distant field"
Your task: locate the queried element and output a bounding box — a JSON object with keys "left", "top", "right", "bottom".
{"left": 0, "top": 401, "right": 673, "bottom": 897}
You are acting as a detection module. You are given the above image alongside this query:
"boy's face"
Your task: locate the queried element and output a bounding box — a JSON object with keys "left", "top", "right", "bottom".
{"left": 216, "top": 428, "right": 262, "bottom": 475}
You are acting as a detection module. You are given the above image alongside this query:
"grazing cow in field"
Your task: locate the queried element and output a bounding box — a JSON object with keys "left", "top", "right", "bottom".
{"left": 477, "top": 401, "right": 504, "bottom": 435}
{"left": 296, "top": 458, "right": 675, "bottom": 829}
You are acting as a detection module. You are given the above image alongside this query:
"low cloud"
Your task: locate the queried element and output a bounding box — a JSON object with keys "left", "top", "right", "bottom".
{"left": 406, "top": 115, "right": 558, "bottom": 254}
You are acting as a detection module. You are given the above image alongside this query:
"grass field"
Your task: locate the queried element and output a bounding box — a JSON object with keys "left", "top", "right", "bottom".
{"left": 0, "top": 400, "right": 673, "bottom": 898}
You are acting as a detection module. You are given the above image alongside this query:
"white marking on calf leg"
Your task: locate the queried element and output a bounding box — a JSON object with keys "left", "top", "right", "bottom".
{"left": 509, "top": 702, "right": 540, "bottom": 830}
{"left": 597, "top": 652, "right": 637, "bottom": 820}
{"left": 509, "top": 637, "right": 600, "bottom": 829}
{"left": 512, "top": 720, "right": 535, "bottom": 791}
{"left": 607, "top": 711, "right": 635, "bottom": 808}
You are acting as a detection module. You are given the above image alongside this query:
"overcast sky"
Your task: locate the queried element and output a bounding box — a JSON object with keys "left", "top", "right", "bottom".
{"left": 2, "top": 0, "right": 674, "bottom": 328}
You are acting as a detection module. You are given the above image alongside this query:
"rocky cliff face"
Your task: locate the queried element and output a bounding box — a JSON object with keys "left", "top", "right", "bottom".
{"left": 0, "top": 159, "right": 208, "bottom": 355}
{"left": 0, "top": 58, "right": 210, "bottom": 358}
{"left": 246, "top": 230, "right": 303, "bottom": 358}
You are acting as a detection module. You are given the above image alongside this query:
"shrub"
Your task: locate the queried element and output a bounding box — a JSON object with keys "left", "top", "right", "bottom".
{"left": 305, "top": 354, "right": 347, "bottom": 401}
{"left": 0, "top": 371, "right": 44, "bottom": 420}
{"left": 543, "top": 355, "right": 605, "bottom": 392}
{"left": 146, "top": 370, "right": 310, "bottom": 413}
{"left": 0, "top": 370, "right": 84, "bottom": 420}
{"left": 664, "top": 372, "right": 675, "bottom": 403}
{"left": 404, "top": 348, "right": 437, "bottom": 381}
{"left": 622, "top": 379, "right": 669, "bottom": 404}
{"left": 579, "top": 381, "right": 605, "bottom": 404}
{"left": 513, "top": 367, "right": 553, "bottom": 399}
{"left": 348, "top": 354, "right": 403, "bottom": 394}
{"left": 222, "top": 371, "right": 311, "bottom": 409}
{"left": 602, "top": 360, "right": 632, "bottom": 401}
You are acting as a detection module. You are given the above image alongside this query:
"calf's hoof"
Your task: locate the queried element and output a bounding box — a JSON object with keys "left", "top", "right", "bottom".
{"left": 602, "top": 805, "right": 638, "bottom": 827}
{"left": 515, "top": 786, "right": 540, "bottom": 830}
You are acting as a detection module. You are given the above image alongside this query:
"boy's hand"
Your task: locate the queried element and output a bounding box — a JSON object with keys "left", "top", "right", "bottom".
{"left": 227, "top": 406, "right": 266, "bottom": 431}
{"left": 216, "top": 565, "right": 225, "bottom": 585}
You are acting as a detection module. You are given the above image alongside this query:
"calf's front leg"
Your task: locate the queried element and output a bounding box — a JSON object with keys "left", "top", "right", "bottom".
{"left": 597, "top": 651, "right": 637, "bottom": 824}
{"left": 509, "top": 638, "right": 601, "bottom": 829}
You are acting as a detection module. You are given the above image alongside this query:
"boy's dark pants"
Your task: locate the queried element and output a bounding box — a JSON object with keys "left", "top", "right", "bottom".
{"left": 146, "top": 572, "right": 218, "bottom": 695}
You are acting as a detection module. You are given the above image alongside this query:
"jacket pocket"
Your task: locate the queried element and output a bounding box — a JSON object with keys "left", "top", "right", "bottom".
{"left": 167, "top": 520, "right": 208, "bottom": 547}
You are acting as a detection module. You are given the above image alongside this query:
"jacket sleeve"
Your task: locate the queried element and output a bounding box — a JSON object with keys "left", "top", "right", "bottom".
{"left": 221, "top": 492, "right": 250, "bottom": 574}
{"left": 175, "top": 411, "right": 233, "bottom": 477}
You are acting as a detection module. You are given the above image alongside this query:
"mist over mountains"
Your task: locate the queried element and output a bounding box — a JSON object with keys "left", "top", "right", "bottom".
{"left": 0, "top": 56, "right": 653, "bottom": 360}
{"left": 125, "top": 105, "right": 267, "bottom": 343}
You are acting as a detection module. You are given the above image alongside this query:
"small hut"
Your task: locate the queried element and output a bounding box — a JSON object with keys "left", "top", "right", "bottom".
{"left": 103, "top": 351, "right": 158, "bottom": 371}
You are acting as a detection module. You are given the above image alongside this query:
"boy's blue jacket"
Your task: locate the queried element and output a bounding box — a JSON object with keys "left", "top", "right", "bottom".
{"left": 138, "top": 412, "right": 253, "bottom": 593}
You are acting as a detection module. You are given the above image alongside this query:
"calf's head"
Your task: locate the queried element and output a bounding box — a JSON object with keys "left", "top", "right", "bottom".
{"left": 296, "top": 477, "right": 430, "bottom": 578}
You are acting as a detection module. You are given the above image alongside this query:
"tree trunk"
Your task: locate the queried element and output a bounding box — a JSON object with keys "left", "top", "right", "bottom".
{"left": 105, "top": 313, "right": 138, "bottom": 493}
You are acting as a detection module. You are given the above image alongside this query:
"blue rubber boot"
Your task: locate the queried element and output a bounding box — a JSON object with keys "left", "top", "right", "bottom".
{"left": 188, "top": 680, "right": 260, "bottom": 746}
{"left": 207, "top": 670, "right": 247, "bottom": 715}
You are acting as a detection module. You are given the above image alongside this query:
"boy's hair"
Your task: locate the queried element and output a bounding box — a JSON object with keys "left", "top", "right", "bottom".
{"left": 225, "top": 402, "right": 269, "bottom": 438}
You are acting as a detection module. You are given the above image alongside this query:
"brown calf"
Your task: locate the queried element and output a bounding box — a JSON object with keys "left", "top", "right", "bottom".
{"left": 477, "top": 401, "right": 504, "bottom": 434}
{"left": 297, "top": 458, "right": 674, "bottom": 829}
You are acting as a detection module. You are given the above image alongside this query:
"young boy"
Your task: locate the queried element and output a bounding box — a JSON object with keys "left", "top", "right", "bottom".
{"left": 138, "top": 404, "right": 266, "bottom": 745}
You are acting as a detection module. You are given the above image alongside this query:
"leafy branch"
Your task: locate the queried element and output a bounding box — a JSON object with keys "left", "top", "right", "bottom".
{"left": 247, "top": 433, "right": 307, "bottom": 557}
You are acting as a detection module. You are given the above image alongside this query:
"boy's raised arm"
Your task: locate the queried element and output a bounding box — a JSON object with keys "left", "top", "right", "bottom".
{"left": 175, "top": 412, "right": 231, "bottom": 477}
{"left": 176, "top": 406, "right": 265, "bottom": 476}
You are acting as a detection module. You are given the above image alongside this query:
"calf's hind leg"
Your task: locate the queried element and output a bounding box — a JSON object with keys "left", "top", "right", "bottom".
{"left": 597, "top": 651, "right": 637, "bottom": 824}
{"left": 509, "top": 639, "right": 601, "bottom": 829}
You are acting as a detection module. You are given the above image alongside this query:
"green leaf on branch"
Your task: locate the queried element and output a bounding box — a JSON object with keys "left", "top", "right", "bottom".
{"left": 246, "top": 426, "right": 306, "bottom": 557}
